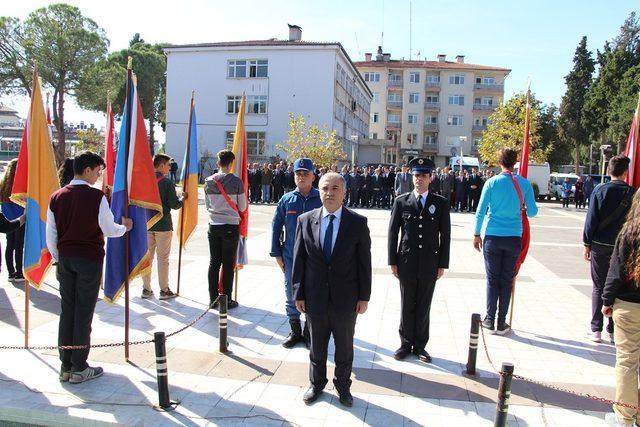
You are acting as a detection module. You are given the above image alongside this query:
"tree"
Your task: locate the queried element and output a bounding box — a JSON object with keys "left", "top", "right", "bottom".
{"left": 0, "top": 17, "right": 30, "bottom": 96}
{"left": 277, "top": 113, "right": 345, "bottom": 167}
{"left": 74, "top": 128, "right": 104, "bottom": 155}
{"left": 478, "top": 93, "right": 547, "bottom": 166}
{"left": 558, "top": 36, "right": 595, "bottom": 173}
{"left": 19, "top": 4, "right": 109, "bottom": 161}
{"left": 76, "top": 34, "right": 166, "bottom": 154}
{"left": 537, "top": 103, "right": 571, "bottom": 169}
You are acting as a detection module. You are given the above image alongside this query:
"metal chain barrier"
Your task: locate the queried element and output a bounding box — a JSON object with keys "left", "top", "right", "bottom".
{"left": 0, "top": 305, "right": 211, "bottom": 351}
{"left": 477, "top": 318, "right": 640, "bottom": 412}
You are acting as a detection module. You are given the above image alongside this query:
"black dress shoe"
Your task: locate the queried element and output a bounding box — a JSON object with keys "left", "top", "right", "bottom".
{"left": 338, "top": 390, "right": 353, "bottom": 407}
{"left": 413, "top": 348, "right": 432, "bottom": 363}
{"left": 394, "top": 346, "right": 411, "bottom": 360}
{"left": 303, "top": 386, "right": 323, "bottom": 404}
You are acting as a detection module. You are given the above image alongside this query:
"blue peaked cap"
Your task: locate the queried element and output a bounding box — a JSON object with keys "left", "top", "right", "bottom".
{"left": 293, "top": 158, "right": 314, "bottom": 172}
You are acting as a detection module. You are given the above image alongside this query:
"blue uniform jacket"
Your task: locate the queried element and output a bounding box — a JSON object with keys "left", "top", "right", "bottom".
{"left": 270, "top": 187, "right": 322, "bottom": 262}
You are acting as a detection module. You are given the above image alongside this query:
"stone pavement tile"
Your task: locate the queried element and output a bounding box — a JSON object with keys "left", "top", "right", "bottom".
{"left": 400, "top": 372, "right": 469, "bottom": 400}
{"left": 208, "top": 354, "right": 281, "bottom": 382}
{"left": 463, "top": 376, "right": 538, "bottom": 405}
{"left": 90, "top": 342, "right": 158, "bottom": 369}
{"left": 362, "top": 408, "right": 403, "bottom": 427}
{"left": 529, "top": 381, "right": 610, "bottom": 412}
{"left": 162, "top": 347, "right": 224, "bottom": 376}
{"left": 268, "top": 359, "right": 309, "bottom": 387}
{"left": 351, "top": 367, "right": 401, "bottom": 396}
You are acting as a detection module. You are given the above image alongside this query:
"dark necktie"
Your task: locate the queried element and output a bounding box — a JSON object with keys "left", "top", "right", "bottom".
{"left": 323, "top": 214, "right": 335, "bottom": 261}
{"left": 418, "top": 194, "right": 423, "bottom": 210}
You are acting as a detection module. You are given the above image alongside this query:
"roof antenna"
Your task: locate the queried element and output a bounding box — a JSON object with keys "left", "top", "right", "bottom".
{"left": 381, "top": 0, "right": 385, "bottom": 48}
{"left": 354, "top": 32, "right": 361, "bottom": 57}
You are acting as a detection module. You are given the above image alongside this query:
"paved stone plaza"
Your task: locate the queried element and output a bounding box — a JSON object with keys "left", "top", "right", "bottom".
{"left": 0, "top": 190, "right": 620, "bottom": 426}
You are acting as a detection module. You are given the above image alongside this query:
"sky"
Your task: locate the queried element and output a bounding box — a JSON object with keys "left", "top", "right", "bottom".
{"left": 2, "top": 0, "right": 638, "bottom": 143}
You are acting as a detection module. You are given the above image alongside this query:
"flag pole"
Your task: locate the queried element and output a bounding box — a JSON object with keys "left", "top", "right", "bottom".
{"left": 177, "top": 91, "right": 195, "bottom": 296}
{"left": 123, "top": 57, "right": 134, "bottom": 360}
{"left": 24, "top": 281, "right": 29, "bottom": 347}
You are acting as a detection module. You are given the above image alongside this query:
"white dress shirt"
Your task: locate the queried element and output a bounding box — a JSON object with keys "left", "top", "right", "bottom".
{"left": 46, "top": 179, "right": 127, "bottom": 261}
{"left": 319, "top": 206, "right": 342, "bottom": 252}
{"left": 413, "top": 189, "right": 429, "bottom": 209}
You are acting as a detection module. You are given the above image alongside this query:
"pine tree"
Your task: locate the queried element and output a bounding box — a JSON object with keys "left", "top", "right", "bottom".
{"left": 558, "top": 36, "right": 595, "bottom": 173}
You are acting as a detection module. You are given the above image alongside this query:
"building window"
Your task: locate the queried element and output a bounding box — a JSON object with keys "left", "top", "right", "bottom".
{"left": 247, "top": 131, "right": 266, "bottom": 155}
{"left": 372, "top": 113, "right": 379, "bottom": 123}
{"left": 409, "top": 93, "right": 419, "bottom": 104}
{"left": 371, "top": 132, "right": 378, "bottom": 139}
{"left": 426, "top": 74, "right": 440, "bottom": 83}
{"left": 447, "top": 115, "right": 464, "bottom": 126}
{"left": 409, "top": 72, "right": 420, "bottom": 83}
{"left": 449, "top": 74, "right": 465, "bottom": 85}
{"left": 473, "top": 137, "right": 481, "bottom": 146}
{"left": 227, "top": 60, "right": 247, "bottom": 78}
{"left": 388, "top": 93, "right": 402, "bottom": 102}
{"left": 373, "top": 92, "right": 380, "bottom": 103}
{"left": 249, "top": 60, "right": 268, "bottom": 77}
{"left": 389, "top": 74, "right": 402, "bottom": 82}
{"left": 408, "top": 113, "right": 418, "bottom": 124}
{"left": 425, "top": 115, "right": 437, "bottom": 124}
{"left": 424, "top": 134, "right": 437, "bottom": 144}
{"left": 388, "top": 113, "right": 400, "bottom": 123}
{"left": 476, "top": 76, "right": 496, "bottom": 84}
{"left": 225, "top": 131, "right": 235, "bottom": 149}
{"left": 364, "top": 72, "right": 380, "bottom": 82}
{"left": 448, "top": 95, "right": 465, "bottom": 106}
{"left": 247, "top": 95, "right": 267, "bottom": 114}
{"left": 425, "top": 95, "right": 439, "bottom": 103}
{"left": 226, "top": 95, "right": 242, "bottom": 113}
{"left": 407, "top": 133, "right": 418, "bottom": 145}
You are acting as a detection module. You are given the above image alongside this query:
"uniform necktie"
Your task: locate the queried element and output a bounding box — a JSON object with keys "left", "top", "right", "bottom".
{"left": 418, "top": 194, "right": 423, "bottom": 209}
{"left": 323, "top": 214, "right": 335, "bottom": 261}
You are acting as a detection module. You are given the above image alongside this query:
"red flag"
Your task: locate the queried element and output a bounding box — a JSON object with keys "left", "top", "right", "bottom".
{"left": 103, "top": 101, "right": 116, "bottom": 191}
{"left": 519, "top": 89, "right": 531, "bottom": 179}
{"left": 624, "top": 94, "right": 640, "bottom": 189}
{"left": 514, "top": 89, "right": 532, "bottom": 275}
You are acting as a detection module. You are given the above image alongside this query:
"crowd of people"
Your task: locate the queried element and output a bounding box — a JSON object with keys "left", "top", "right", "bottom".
{"left": 248, "top": 160, "right": 496, "bottom": 212}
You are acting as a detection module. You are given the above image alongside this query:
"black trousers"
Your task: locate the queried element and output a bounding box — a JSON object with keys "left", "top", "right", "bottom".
{"left": 399, "top": 275, "right": 437, "bottom": 350}
{"left": 208, "top": 224, "right": 239, "bottom": 304}
{"left": 348, "top": 189, "right": 359, "bottom": 207}
{"left": 307, "top": 309, "right": 357, "bottom": 393}
{"left": 57, "top": 256, "right": 102, "bottom": 372}
{"left": 5, "top": 225, "right": 24, "bottom": 275}
{"left": 590, "top": 243, "right": 615, "bottom": 333}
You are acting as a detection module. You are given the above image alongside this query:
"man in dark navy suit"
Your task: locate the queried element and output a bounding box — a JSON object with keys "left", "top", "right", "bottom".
{"left": 293, "top": 172, "right": 372, "bottom": 407}
{"left": 388, "top": 158, "right": 451, "bottom": 363}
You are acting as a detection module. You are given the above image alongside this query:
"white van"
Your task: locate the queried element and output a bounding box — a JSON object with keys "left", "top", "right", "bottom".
{"left": 449, "top": 156, "right": 480, "bottom": 172}
{"left": 548, "top": 172, "right": 580, "bottom": 201}
{"left": 514, "top": 162, "right": 550, "bottom": 201}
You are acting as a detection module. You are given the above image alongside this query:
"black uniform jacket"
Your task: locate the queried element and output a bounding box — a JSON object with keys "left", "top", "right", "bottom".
{"left": 292, "top": 207, "right": 372, "bottom": 315}
{"left": 388, "top": 192, "right": 451, "bottom": 279}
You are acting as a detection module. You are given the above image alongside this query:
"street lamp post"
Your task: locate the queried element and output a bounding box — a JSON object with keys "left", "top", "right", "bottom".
{"left": 350, "top": 135, "right": 358, "bottom": 166}
{"left": 458, "top": 136, "right": 467, "bottom": 173}
{"left": 600, "top": 144, "right": 611, "bottom": 184}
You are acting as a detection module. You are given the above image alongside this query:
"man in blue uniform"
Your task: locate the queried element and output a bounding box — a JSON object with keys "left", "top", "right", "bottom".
{"left": 388, "top": 158, "right": 451, "bottom": 362}
{"left": 271, "top": 158, "right": 322, "bottom": 348}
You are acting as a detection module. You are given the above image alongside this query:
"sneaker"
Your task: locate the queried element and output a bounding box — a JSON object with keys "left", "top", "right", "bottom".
{"left": 586, "top": 331, "right": 602, "bottom": 343}
{"left": 604, "top": 412, "right": 634, "bottom": 426}
{"left": 228, "top": 300, "right": 239, "bottom": 309}
{"left": 8, "top": 272, "right": 15, "bottom": 282}
{"left": 481, "top": 318, "right": 495, "bottom": 331}
{"left": 159, "top": 289, "right": 177, "bottom": 300}
{"left": 69, "top": 366, "right": 103, "bottom": 384}
{"left": 495, "top": 322, "right": 511, "bottom": 336}
{"left": 59, "top": 366, "right": 71, "bottom": 382}
{"left": 141, "top": 289, "right": 154, "bottom": 299}
{"left": 14, "top": 273, "right": 25, "bottom": 282}
{"left": 606, "top": 332, "right": 615, "bottom": 345}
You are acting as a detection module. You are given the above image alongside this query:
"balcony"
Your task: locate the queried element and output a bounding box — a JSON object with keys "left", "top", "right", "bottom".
{"left": 387, "top": 100, "right": 403, "bottom": 109}
{"left": 386, "top": 122, "right": 402, "bottom": 131}
{"left": 424, "top": 123, "right": 438, "bottom": 131}
{"left": 425, "top": 81, "right": 441, "bottom": 90}
{"left": 472, "top": 124, "right": 487, "bottom": 132}
{"left": 473, "top": 104, "right": 496, "bottom": 111}
{"left": 423, "top": 141, "right": 438, "bottom": 152}
{"left": 388, "top": 79, "right": 403, "bottom": 88}
{"left": 474, "top": 83, "right": 504, "bottom": 91}
{"left": 424, "top": 102, "right": 440, "bottom": 110}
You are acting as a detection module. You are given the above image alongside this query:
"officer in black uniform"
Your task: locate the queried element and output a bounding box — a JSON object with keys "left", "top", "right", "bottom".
{"left": 388, "top": 158, "right": 451, "bottom": 362}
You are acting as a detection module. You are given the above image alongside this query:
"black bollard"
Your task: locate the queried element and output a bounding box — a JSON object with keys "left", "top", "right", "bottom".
{"left": 154, "top": 331, "right": 172, "bottom": 409}
{"left": 219, "top": 294, "right": 229, "bottom": 353}
{"left": 494, "top": 362, "right": 514, "bottom": 427}
{"left": 464, "top": 313, "right": 481, "bottom": 376}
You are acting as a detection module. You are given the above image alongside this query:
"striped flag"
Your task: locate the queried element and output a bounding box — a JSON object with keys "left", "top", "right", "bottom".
{"left": 519, "top": 89, "right": 531, "bottom": 179}
{"left": 231, "top": 95, "right": 249, "bottom": 265}
{"left": 177, "top": 94, "right": 199, "bottom": 247}
{"left": 104, "top": 68, "right": 162, "bottom": 303}
{"left": 624, "top": 93, "right": 640, "bottom": 189}
{"left": 10, "top": 70, "right": 60, "bottom": 288}
{"left": 103, "top": 100, "right": 116, "bottom": 193}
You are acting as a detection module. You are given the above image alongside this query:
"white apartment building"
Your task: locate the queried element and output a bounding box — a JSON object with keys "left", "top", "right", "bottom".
{"left": 164, "top": 25, "right": 371, "bottom": 167}
{"left": 355, "top": 48, "right": 510, "bottom": 166}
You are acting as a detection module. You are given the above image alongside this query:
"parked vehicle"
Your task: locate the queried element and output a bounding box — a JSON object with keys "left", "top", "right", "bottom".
{"left": 548, "top": 172, "right": 580, "bottom": 200}
{"left": 515, "top": 162, "right": 550, "bottom": 200}
{"left": 449, "top": 156, "right": 480, "bottom": 172}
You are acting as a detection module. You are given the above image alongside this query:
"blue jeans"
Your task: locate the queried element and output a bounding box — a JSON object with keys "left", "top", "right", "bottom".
{"left": 483, "top": 236, "right": 521, "bottom": 323}
{"left": 262, "top": 184, "right": 271, "bottom": 203}
{"left": 283, "top": 256, "right": 300, "bottom": 321}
